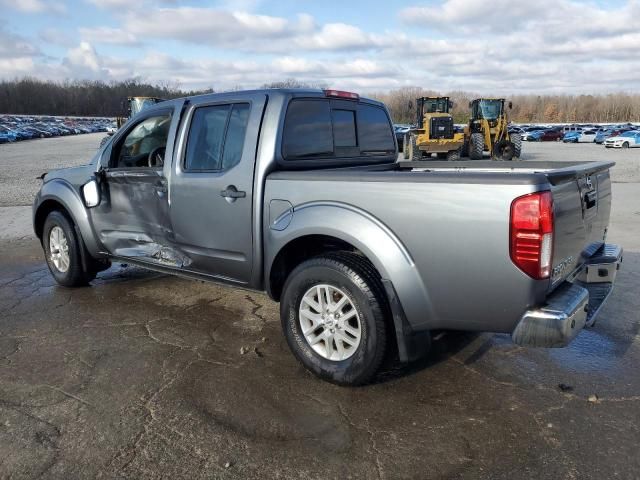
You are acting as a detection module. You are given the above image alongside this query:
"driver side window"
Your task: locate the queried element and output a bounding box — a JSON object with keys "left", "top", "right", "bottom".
{"left": 114, "top": 114, "right": 171, "bottom": 169}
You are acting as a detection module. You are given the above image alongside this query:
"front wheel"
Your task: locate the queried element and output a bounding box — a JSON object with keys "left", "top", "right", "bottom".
{"left": 280, "top": 252, "right": 388, "bottom": 385}
{"left": 469, "top": 132, "right": 484, "bottom": 160}
{"left": 622, "top": 142, "right": 630, "bottom": 149}
{"left": 43, "top": 211, "right": 96, "bottom": 287}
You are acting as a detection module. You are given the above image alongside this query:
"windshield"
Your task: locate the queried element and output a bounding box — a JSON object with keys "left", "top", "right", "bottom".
{"left": 620, "top": 131, "right": 636, "bottom": 137}
{"left": 477, "top": 100, "right": 502, "bottom": 120}
{"left": 422, "top": 98, "right": 449, "bottom": 113}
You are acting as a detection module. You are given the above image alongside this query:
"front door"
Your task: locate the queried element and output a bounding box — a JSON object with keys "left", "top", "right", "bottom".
{"left": 90, "top": 101, "right": 186, "bottom": 267}
{"left": 169, "top": 93, "right": 266, "bottom": 284}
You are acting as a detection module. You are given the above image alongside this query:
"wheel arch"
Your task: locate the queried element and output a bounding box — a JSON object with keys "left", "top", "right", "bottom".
{"left": 33, "top": 179, "right": 100, "bottom": 256}
{"left": 265, "top": 202, "right": 433, "bottom": 362}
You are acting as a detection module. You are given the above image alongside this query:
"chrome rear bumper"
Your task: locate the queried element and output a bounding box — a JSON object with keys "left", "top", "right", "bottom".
{"left": 512, "top": 244, "right": 623, "bottom": 348}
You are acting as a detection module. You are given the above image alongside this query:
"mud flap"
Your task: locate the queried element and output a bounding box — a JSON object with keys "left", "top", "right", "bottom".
{"left": 381, "top": 279, "right": 431, "bottom": 362}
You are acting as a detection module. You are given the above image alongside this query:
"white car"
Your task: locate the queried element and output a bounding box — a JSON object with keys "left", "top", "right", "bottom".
{"left": 577, "top": 130, "right": 597, "bottom": 143}
{"left": 604, "top": 131, "right": 640, "bottom": 148}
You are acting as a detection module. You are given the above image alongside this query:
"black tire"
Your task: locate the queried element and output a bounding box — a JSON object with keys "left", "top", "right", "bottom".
{"left": 446, "top": 147, "right": 461, "bottom": 161}
{"left": 461, "top": 139, "right": 469, "bottom": 157}
{"left": 42, "top": 211, "right": 95, "bottom": 287}
{"left": 493, "top": 140, "right": 515, "bottom": 161}
{"left": 280, "top": 252, "right": 388, "bottom": 386}
{"left": 408, "top": 134, "right": 422, "bottom": 161}
{"left": 622, "top": 142, "right": 629, "bottom": 149}
{"left": 511, "top": 133, "right": 522, "bottom": 158}
{"left": 469, "top": 132, "right": 484, "bottom": 160}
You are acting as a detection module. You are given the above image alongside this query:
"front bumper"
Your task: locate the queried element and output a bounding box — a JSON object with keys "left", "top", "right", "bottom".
{"left": 512, "top": 244, "right": 623, "bottom": 348}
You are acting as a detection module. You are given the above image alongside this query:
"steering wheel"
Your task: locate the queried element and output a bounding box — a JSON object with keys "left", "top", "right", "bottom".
{"left": 148, "top": 146, "right": 166, "bottom": 168}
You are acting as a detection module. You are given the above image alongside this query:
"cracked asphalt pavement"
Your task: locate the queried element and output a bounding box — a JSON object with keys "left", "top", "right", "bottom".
{"left": 1, "top": 135, "right": 639, "bottom": 479}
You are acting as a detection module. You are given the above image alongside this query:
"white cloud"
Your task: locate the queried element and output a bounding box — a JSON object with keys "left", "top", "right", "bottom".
{"left": 0, "top": 0, "right": 65, "bottom": 13}
{"left": 2, "top": 1, "right": 640, "bottom": 94}
{"left": 79, "top": 27, "right": 140, "bottom": 46}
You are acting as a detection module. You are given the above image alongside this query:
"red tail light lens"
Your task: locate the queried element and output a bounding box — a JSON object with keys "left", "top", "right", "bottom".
{"left": 323, "top": 89, "right": 359, "bottom": 100}
{"left": 510, "top": 191, "right": 554, "bottom": 279}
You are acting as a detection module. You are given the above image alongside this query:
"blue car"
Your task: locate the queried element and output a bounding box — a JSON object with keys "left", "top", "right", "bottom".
{"left": 562, "top": 131, "right": 581, "bottom": 143}
{"left": 0, "top": 126, "right": 18, "bottom": 142}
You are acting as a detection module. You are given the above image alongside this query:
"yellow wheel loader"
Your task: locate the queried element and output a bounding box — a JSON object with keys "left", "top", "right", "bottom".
{"left": 403, "top": 97, "right": 465, "bottom": 161}
{"left": 463, "top": 98, "right": 521, "bottom": 160}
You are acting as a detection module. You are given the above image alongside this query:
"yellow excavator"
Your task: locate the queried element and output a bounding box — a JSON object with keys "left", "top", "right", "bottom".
{"left": 403, "top": 96, "right": 465, "bottom": 161}
{"left": 463, "top": 98, "right": 521, "bottom": 160}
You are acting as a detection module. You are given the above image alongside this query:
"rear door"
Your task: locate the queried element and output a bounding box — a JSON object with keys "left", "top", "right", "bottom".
{"left": 169, "top": 93, "right": 266, "bottom": 284}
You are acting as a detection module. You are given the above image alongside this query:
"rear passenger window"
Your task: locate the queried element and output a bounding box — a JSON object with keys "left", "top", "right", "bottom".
{"left": 184, "top": 103, "right": 250, "bottom": 171}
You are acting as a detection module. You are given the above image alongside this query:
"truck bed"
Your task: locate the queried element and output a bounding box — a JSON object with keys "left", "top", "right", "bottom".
{"left": 265, "top": 159, "right": 613, "bottom": 334}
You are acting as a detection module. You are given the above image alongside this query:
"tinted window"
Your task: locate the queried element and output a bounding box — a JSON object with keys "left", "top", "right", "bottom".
{"left": 357, "top": 104, "right": 395, "bottom": 152}
{"left": 185, "top": 105, "right": 229, "bottom": 171}
{"left": 282, "top": 100, "right": 333, "bottom": 158}
{"left": 185, "top": 103, "right": 250, "bottom": 171}
{"left": 332, "top": 109, "right": 357, "bottom": 147}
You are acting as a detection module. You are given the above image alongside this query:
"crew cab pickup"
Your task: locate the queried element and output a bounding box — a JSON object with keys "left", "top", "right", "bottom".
{"left": 33, "top": 89, "right": 623, "bottom": 385}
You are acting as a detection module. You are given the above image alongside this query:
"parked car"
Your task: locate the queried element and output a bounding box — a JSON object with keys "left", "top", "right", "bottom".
{"left": 604, "top": 130, "right": 640, "bottom": 148}
{"left": 32, "top": 88, "right": 622, "bottom": 385}
{"left": 539, "top": 128, "right": 564, "bottom": 141}
{"left": 394, "top": 124, "right": 411, "bottom": 152}
{"left": 522, "top": 130, "right": 545, "bottom": 141}
{"left": 562, "top": 131, "right": 581, "bottom": 143}
{"left": 576, "top": 130, "right": 598, "bottom": 143}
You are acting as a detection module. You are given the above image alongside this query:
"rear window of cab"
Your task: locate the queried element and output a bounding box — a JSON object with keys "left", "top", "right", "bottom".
{"left": 282, "top": 98, "right": 395, "bottom": 161}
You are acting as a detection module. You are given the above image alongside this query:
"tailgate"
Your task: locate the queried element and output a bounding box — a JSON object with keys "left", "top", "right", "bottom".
{"left": 547, "top": 161, "right": 614, "bottom": 288}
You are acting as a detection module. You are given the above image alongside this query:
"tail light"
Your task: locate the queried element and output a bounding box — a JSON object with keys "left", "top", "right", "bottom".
{"left": 323, "top": 89, "right": 359, "bottom": 100}
{"left": 510, "top": 191, "right": 554, "bottom": 279}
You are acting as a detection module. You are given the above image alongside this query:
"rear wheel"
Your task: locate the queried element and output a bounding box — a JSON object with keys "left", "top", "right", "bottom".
{"left": 469, "top": 132, "right": 484, "bottom": 160}
{"left": 511, "top": 133, "right": 522, "bottom": 158}
{"left": 280, "top": 252, "right": 388, "bottom": 385}
{"left": 43, "top": 211, "right": 96, "bottom": 287}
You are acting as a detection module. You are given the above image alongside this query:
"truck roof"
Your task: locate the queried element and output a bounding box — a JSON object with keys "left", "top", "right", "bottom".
{"left": 176, "top": 88, "right": 386, "bottom": 108}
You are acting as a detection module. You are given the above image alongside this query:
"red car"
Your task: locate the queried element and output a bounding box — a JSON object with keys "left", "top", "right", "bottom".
{"left": 539, "top": 128, "right": 564, "bottom": 141}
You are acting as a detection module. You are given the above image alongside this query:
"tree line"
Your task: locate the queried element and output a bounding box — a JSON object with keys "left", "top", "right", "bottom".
{"left": 371, "top": 87, "right": 640, "bottom": 124}
{"left": 0, "top": 78, "right": 213, "bottom": 117}
{"left": 1, "top": 77, "right": 639, "bottom": 124}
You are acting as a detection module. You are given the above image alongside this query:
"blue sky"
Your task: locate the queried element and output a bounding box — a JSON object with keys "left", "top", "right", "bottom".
{"left": 1, "top": 0, "right": 639, "bottom": 93}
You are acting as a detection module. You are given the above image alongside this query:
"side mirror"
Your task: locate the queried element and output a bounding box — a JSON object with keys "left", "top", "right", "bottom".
{"left": 508, "top": 101, "right": 513, "bottom": 109}
{"left": 468, "top": 101, "right": 473, "bottom": 108}
{"left": 82, "top": 177, "right": 101, "bottom": 208}
{"left": 408, "top": 100, "right": 414, "bottom": 110}
{"left": 449, "top": 100, "right": 454, "bottom": 109}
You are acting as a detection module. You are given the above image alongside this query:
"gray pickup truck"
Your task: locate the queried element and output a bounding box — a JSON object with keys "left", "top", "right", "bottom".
{"left": 33, "top": 88, "right": 622, "bottom": 385}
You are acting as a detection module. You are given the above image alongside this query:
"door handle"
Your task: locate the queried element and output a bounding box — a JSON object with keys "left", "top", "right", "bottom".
{"left": 220, "top": 188, "right": 246, "bottom": 199}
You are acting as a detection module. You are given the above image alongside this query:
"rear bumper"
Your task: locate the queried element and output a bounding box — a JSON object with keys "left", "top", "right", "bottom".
{"left": 512, "top": 243, "right": 623, "bottom": 348}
